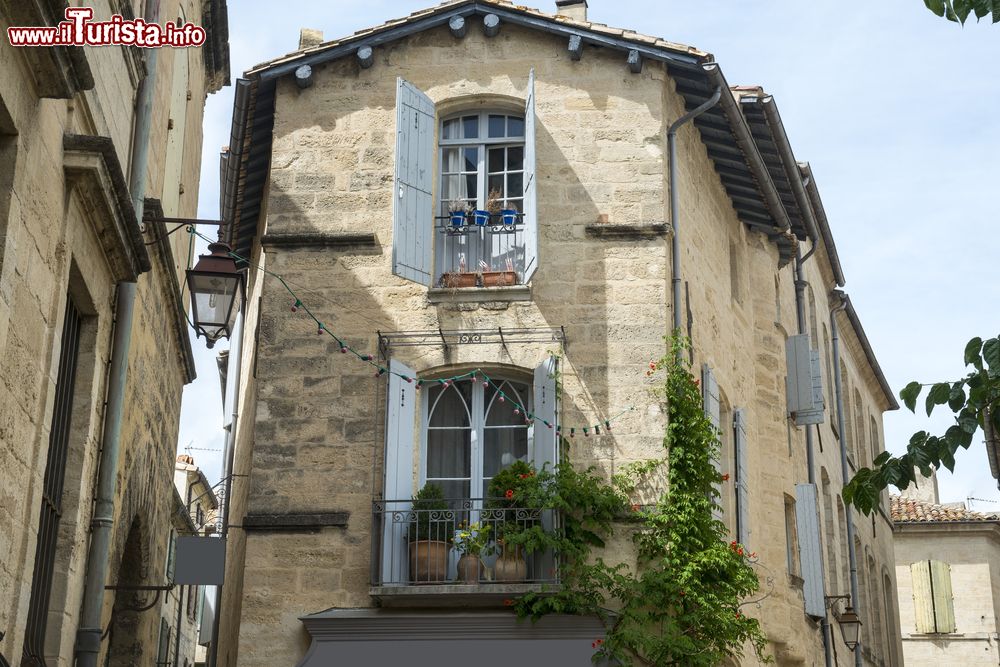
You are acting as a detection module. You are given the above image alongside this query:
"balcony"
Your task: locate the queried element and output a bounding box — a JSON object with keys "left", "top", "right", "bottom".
{"left": 434, "top": 216, "right": 526, "bottom": 288}
{"left": 371, "top": 498, "right": 560, "bottom": 606}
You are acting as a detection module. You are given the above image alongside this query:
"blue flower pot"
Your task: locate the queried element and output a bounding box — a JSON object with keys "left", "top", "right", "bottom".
{"left": 472, "top": 209, "right": 491, "bottom": 226}
{"left": 500, "top": 209, "right": 519, "bottom": 226}
{"left": 449, "top": 211, "right": 466, "bottom": 228}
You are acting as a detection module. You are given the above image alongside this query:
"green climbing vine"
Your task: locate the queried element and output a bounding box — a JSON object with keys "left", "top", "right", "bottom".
{"left": 510, "top": 336, "right": 770, "bottom": 666}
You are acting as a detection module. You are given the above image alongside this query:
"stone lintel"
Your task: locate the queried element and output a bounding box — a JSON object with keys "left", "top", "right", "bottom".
{"left": 261, "top": 231, "right": 379, "bottom": 250}
{"left": 242, "top": 512, "right": 350, "bottom": 532}
{"left": 5, "top": 0, "right": 93, "bottom": 97}
{"left": 584, "top": 223, "right": 670, "bottom": 240}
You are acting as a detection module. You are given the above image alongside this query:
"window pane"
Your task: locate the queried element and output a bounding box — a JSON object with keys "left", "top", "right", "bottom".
{"left": 488, "top": 175, "right": 504, "bottom": 197}
{"left": 429, "top": 384, "right": 471, "bottom": 427}
{"left": 506, "top": 146, "right": 523, "bottom": 171}
{"left": 484, "top": 428, "right": 529, "bottom": 478}
{"left": 442, "top": 118, "right": 461, "bottom": 140}
{"left": 463, "top": 147, "right": 478, "bottom": 172}
{"left": 507, "top": 173, "right": 523, "bottom": 199}
{"left": 442, "top": 148, "right": 461, "bottom": 173}
{"left": 441, "top": 174, "right": 462, "bottom": 201}
{"left": 486, "top": 381, "right": 529, "bottom": 425}
{"left": 488, "top": 147, "right": 504, "bottom": 173}
{"left": 465, "top": 174, "right": 478, "bottom": 201}
{"left": 426, "top": 480, "right": 470, "bottom": 505}
{"left": 488, "top": 114, "right": 506, "bottom": 138}
{"left": 426, "top": 430, "right": 471, "bottom": 478}
{"left": 462, "top": 115, "right": 479, "bottom": 139}
{"left": 507, "top": 116, "right": 525, "bottom": 137}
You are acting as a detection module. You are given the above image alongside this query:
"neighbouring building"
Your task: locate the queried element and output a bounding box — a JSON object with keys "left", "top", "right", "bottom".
{"left": 892, "top": 479, "right": 1000, "bottom": 666}
{"left": 0, "top": 1, "right": 228, "bottom": 665}
{"left": 214, "top": 1, "right": 901, "bottom": 664}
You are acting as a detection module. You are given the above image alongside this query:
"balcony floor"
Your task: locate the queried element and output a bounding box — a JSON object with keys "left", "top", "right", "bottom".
{"left": 371, "top": 582, "right": 552, "bottom": 607}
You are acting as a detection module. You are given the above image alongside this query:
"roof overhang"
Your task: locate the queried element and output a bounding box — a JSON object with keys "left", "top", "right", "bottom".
{"left": 832, "top": 291, "right": 899, "bottom": 411}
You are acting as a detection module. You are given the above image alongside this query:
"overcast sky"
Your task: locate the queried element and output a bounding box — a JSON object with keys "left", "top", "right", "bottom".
{"left": 177, "top": 0, "right": 1000, "bottom": 511}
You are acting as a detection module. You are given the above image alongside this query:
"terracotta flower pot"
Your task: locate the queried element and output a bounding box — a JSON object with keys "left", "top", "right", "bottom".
{"left": 456, "top": 554, "right": 484, "bottom": 583}
{"left": 481, "top": 271, "right": 517, "bottom": 287}
{"left": 440, "top": 272, "right": 479, "bottom": 288}
{"left": 494, "top": 553, "right": 527, "bottom": 582}
{"left": 409, "top": 540, "right": 449, "bottom": 583}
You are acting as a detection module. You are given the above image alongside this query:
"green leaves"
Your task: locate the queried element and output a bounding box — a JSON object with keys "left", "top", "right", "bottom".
{"left": 927, "top": 0, "right": 1000, "bottom": 23}
{"left": 925, "top": 382, "right": 951, "bottom": 416}
{"left": 847, "top": 333, "right": 999, "bottom": 514}
{"left": 900, "top": 381, "right": 922, "bottom": 412}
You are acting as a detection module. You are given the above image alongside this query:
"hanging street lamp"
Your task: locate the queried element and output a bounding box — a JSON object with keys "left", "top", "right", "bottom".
{"left": 837, "top": 605, "right": 862, "bottom": 651}
{"left": 186, "top": 241, "right": 245, "bottom": 348}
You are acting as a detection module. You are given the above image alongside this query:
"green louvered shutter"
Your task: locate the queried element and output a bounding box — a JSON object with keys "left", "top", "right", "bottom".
{"left": 930, "top": 560, "right": 956, "bottom": 633}
{"left": 911, "top": 560, "right": 935, "bottom": 633}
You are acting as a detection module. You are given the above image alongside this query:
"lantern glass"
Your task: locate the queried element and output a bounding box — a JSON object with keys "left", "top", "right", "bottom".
{"left": 186, "top": 242, "right": 245, "bottom": 348}
{"left": 838, "top": 606, "right": 862, "bottom": 651}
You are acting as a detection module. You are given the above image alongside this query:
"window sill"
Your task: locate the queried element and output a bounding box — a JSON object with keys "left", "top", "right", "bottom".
{"left": 427, "top": 285, "right": 531, "bottom": 304}
{"left": 371, "top": 582, "right": 550, "bottom": 608}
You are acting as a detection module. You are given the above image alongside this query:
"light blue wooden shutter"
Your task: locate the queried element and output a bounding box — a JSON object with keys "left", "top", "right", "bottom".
{"left": 382, "top": 359, "right": 416, "bottom": 584}
{"left": 795, "top": 483, "right": 827, "bottom": 618}
{"left": 734, "top": 408, "right": 750, "bottom": 545}
{"left": 393, "top": 78, "right": 434, "bottom": 285}
{"left": 522, "top": 69, "right": 538, "bottom": 283}
{"left": 532, "top": 355, "right": 558, "bottom": 471}
{"left": 702, "top": 365, "right": 723, "bottom": 522}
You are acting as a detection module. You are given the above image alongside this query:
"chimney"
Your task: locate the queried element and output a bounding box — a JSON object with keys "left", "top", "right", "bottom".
{"left": 555, "top": 0, "right": 587, "bottom": 22}
{"left": 298, "top": 28, "right": 324, "bottom": 50}
{"left": 900, "top": 468, "right": 940, "bottom": 505}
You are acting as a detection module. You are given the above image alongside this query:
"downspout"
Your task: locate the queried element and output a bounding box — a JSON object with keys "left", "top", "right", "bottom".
{"left": 669, "top": 71, "right": 721, "bottom": 358}
{"left": 209, "top": 312, "right": 245, "bottom": 667}
{"left": 831, "top": 291, "right": 863, "bottom": 667}
{"left": 75, "top": 2, "right": 160, "bottom": 665}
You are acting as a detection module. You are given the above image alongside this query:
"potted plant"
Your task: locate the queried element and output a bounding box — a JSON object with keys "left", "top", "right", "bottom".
{"left": 481, "top": 257, "right": 518, "bottom": 288}
{"left": 454, "top": 521, "right": 494, "bottom": 583}
{"left": 408, "top": 483, "right": 452, "bottom": 583}
{"left": 446, "top": 198, "right": 468, "bottom": 229}
{"left": 486, "top": 461, "right": 541, "bottom": 582}
{"left": 499, "top": 201, "right": 519, "bottom": 228}
{"left": 439, "top": 253, "right": 478, "bottom": 288}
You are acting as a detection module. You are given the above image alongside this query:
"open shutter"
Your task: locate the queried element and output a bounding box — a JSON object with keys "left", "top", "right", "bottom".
{"left": 521, "top": 69, "right": 538, "bottom": 283}
{"left": 930, "top": 560, "right": 956, "bottom": 633}
{"left": 392, "top": 78, "right": 434, "bottom": 285}
{"left": 734, "top": 408, "right": 750, "bottom": 545}
{"left": 702, "top": 365, "right": 723, "bottom": 522}
{"left": 911, "top": 560, "right": 934, "bottom": 632}
{"left": 795, "top": 483, "right": 826, "bottom": 618}
{"left": 532, "top": 355, "right": 558, "bottom": 470}
{"left": 381, "top": 359, "right": 417, "bottom": 584}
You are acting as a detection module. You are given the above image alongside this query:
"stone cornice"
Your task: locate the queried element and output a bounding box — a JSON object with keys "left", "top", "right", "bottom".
{"left": 62, "top": 134, "right": 150, "bottom": 280}
{"left": 584, "top": 223, "right": 670, "bottom": 240}
{"left": 261, "top": 231, "right": 379, "bottom": 251}
{"left": 243, "top": 512, "right": 350, "bottom": 532}
{"left": 143, "top": 198, "right": 197, "bottom": 384}
{"left": 3, "top": 0, "right": 94, "bottom": 97}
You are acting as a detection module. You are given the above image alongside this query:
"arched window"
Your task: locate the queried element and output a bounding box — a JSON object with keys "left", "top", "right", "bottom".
{"left": 423, "top": 375, "right": 531, "bottom": 501}
{"left": 840, "top": 362, "right": 855, "bottom": 464}
{"left": 821, "top": 469, "right": 838, "bottom": 593}
{"left": 853, "top": 389, "right": 867, "bottom": 467}
{"left": 436, "top": 111, "right": 526, "bottom": 283}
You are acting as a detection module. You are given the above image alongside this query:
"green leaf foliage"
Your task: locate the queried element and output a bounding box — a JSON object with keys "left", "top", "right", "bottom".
{"left": 926, "top": 0, "right": 1000, "bottom": 23}
{"left": 846, "top": 334, "right": 1000, "bottom": 515}
{"left": 512, "top": 336, "right": 771, "bottom": 665}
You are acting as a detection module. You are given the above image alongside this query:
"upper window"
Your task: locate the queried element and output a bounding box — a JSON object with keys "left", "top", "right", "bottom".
{"left": 391, "top": 73, "right": 537, "bottom": 288}
{"left": 436, "top": 112, "right": 526, "bottom": 287}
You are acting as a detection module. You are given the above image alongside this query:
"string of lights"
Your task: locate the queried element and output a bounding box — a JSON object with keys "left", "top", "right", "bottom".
{"left": 188, "top": 227, "right": 637, "bottom": 436}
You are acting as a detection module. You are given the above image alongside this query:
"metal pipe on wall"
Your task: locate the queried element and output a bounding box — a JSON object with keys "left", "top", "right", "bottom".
{"left": 75, "top": 3, "right": 160, "bottom": 663}
{"left": 831, "top": 292, "right": 863, "bottom": 667}
{"left": 668, "top": 73, "right": 721, "bottom": 354}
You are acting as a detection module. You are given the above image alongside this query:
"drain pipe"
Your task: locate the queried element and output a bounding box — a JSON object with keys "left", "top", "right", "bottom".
{"left": 208, "top": 311, "right": 245, "bottom": 667}
{"left": 75, "top": 2, "right": 160, "bottom": 665}
{"left": 831, "top": 291, "right": 863, "bottom": 667}
{"left": 669, "top": 73, "right": 722, "bottom": 357}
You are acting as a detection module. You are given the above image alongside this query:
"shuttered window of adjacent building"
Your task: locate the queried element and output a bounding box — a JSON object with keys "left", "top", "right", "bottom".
{"left": 701, "top": 365, "right": 723, "bottom": 523}
{"left": 911, "top": 559, "right": 956, "bottom": 634}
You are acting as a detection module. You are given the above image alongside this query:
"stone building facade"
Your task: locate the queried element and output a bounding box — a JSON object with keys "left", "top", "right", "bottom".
{"left": 216, "top": 1, "right": 901, "bottom": 665}
{"left": 891, "top": 484, "right": 1000, "bottom": 666}
{"left": 0, "top": 1, "right": 227, "bottom": 665}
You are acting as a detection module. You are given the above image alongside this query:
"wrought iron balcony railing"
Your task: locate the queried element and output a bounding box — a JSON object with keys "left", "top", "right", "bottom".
{"left": 371, "top": 498, "right": 560, "bottom": 588}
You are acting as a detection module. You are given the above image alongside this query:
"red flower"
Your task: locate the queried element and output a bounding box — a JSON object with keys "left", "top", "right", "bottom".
{"left": 730, "top": 540, "right": 737, "bottom": 547}
{"left": 631, "top": 503, "right": 641, "bottom": 512}
{"left": 737, "top": 547, "right": 744, "bottom": 556}
{"left": 721, "top": 473, "right": 730, "bottom": 482}
{"left": 735, "top": 612, "right": 742, "bottom": 620}
{"left": 505, "top": 489, "right": 514, "bottom": 499}
{"left": 679, "top": 590, "right": 685, "bottom": 596}
{"left": 503, "top": 598, "right": 514, "bottom": 606}
{"left": 649, "top": 361, "right": 656, "bottom": 370}
{"left": 591, "top": 639, "right": 604, "bottom": 649}
{"left": 694, "top": 378, "right": 700, "bottom": 386}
